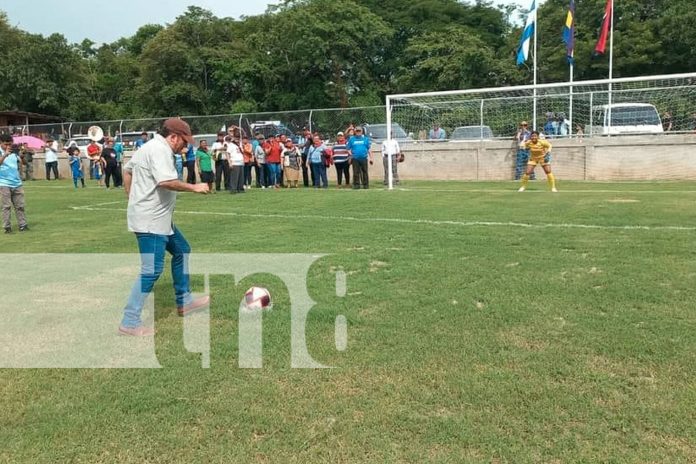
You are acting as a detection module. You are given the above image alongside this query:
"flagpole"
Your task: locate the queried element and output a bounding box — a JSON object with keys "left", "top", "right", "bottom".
{"left": 533, "top": 6, "right": 538, "bottom": 131}
{"left": 569, "top": 63, "right": 574, "bottom": 137}
{"left": 607, "top": 0, "right": 614, "bottom": 135}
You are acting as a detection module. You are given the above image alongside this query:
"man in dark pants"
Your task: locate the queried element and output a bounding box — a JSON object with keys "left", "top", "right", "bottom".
{"left": 347, "top": 126, "right": 373, "bottom": 189}
{"left": 185, "top": 143, "right": 196, "bottom": 184}
{"left": 211, "top": 132, "right": 229, "bottom": 192}
{"left": 101, "top": 139, "right": 120, "bottom": 188}
{"left": 301, "top": 127, "right": 313, "bottom": 187}
{"left": 20, "top": 144, "right": 34, "bottom": 181}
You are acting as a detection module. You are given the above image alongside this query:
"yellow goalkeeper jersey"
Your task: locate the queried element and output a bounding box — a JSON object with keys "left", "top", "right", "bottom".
{"left": 525, "top": 139, "right": 552, "bottom": 159}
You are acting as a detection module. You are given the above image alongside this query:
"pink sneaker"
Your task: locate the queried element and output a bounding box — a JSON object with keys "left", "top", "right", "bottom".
{"left": 177, "top": 295, "right": 210, "bottom": 317}
{"left": 118, "top": 325, "right": 155, "bottom": 337}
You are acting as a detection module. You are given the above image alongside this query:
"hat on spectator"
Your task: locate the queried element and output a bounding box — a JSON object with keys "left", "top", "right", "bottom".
{"left": 163, "top": 118, "right": 194, "bottom": 144}
{"left": 337, "top": 131, "right": 344, "bottom": 136}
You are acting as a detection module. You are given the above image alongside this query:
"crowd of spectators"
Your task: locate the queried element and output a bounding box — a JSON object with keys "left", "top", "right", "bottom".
{"left": 39, "top": 125, "right": 403, "bottom": 192}
{"left": 155, "top": 126, "right": 401, "bottom": 192}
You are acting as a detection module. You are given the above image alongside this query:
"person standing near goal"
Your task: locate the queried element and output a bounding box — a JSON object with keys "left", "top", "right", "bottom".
{"left": 347, "top": 126, "right": 373, "bottom": 189}
{"left": 119, "top": 118, "right": 210, "bottom": 337}
{"left": 381, "top": 132, "right": 401, "bottom": 186}
{"left": 518, "top": 131, "right": 557, "bottom": 193}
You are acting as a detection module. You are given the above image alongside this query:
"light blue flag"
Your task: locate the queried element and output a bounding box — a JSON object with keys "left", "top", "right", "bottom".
{"left": 516, "top": 0, "right": 537, "bottom": 66}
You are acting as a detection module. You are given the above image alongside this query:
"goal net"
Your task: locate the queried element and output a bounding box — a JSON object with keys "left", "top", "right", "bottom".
{"left": 386, "top": 73, "right": 696, "bottom": 183}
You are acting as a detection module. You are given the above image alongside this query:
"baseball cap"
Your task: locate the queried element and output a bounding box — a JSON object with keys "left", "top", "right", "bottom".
{"left": 163, "top": 118, "right": 194, "bottom": 145}
{"left": 337, "top": 131, "right": 344, "bottom": 136}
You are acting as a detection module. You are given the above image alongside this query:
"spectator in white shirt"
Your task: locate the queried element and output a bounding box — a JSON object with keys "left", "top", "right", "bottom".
{"left": 211, "top": 132, "right": 228, "bottom": 192}
{"left": 44, "top": 139, "right": 59, "bottom": 180}
{"left": 226, "top": 137, "right": 245, "bottom": 194}
{"left": 381, "top": 134, "right": 401, "bottom": 186}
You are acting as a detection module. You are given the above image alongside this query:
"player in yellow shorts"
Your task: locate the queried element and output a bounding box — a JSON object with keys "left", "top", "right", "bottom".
{"left": 518, "top": 131, "right": 558, "bottom": 192}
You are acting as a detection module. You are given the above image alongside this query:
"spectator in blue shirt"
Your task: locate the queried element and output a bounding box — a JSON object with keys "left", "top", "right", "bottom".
{"left": 428, "top": 123, "right": 447, "bottom": 140}
{"left": 515, "top": 121, "right": 532, "bottom": 180}
{"left": 0, "top": 135, "right": 28, "bottom": 233}
{"left": 113, "top": 136, "right": 124, "bottom": 187}
{"left": 544, "top": 112, "right": 558, "bottom": 138}
{"left": 134, "top": 132, "right": 149, "bottom": 149}
{"left": 347, "top": 126, "right": 373, "bottom": 189}
{"left": 305, "top": 135, "right": 329, "bottom": 189}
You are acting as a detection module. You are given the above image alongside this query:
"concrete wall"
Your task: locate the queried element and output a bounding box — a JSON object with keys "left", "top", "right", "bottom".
{"left": 25, "top": 134, "right": 696, "bottom": 182}
{"left": 391, "top": 134, "right": 696, "bottom": 181}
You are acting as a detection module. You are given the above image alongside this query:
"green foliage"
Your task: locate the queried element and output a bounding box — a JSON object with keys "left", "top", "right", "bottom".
{"left": 398, "top": 25, "right": 504, "bottom": 92}
{"left": 0, "top": 0, "right": 693, "bottom": 121}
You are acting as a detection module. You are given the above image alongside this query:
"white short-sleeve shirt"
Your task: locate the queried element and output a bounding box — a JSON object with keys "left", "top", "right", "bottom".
{"left": 227, "top": 142, "right": 244, "bottom": 166}
{"left": 124, "top": 134, "right": 179, "bottom": 235}
{"left": 44, "top": 148, "right": 58, "bottom": 163}
{"left": 381, "top": 139, "right": 400, "bottom": 157}
{"left": 211, "top": 141, "right": 227, "bottom": 162}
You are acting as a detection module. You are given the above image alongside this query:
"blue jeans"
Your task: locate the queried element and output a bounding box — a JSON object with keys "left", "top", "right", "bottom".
{"left": 515, "top": 149, "right": 529, "bottom": 180}
{"left": 310, "top": 162, "right": 328, "bottom": 188}
{"left": 175, "top": 159, "right": 184, "bottom": 181}
{"left": 515, "top": 149, "right": 536, "bottom": 180}
{"left": 121, "top": 225, "right": 192, "bottom": 328}
{"left": 267, "top": 163, "right": 281, "bottom": 186}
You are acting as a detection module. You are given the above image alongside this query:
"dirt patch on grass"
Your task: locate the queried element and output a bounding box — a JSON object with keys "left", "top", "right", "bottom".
{"left": 498, "top": 329, "right": 548, "bottom": 351}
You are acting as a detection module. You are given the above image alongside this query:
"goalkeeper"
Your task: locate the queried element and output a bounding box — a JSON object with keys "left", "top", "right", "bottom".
{"left": 518, "top": 131, "right": 557, "bottom": 193}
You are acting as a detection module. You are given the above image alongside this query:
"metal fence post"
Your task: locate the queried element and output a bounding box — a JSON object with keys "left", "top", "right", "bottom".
{"left": 589, "top": 92, "right": 594, "bottom": 137}
{"left": 480, "top": 99, "right": 485, "bottom": 140}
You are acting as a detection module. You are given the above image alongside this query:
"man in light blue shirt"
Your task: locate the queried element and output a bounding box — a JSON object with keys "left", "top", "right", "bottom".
{"left": 429, "top": 123, "right": 447, "bottom": 140}
{"left": 114, "top": 136, "right": 124, "bottom": 188}
{"left": 0, "top": 135, "right": 28, "bottom": 233}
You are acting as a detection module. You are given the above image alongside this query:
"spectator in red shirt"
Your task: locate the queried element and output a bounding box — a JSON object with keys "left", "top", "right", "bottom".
{"left": 264, "top": 135, "right": 282, "bottom": 189}
{"left": 87, "top": 140, "right": 103, "bottom": 186}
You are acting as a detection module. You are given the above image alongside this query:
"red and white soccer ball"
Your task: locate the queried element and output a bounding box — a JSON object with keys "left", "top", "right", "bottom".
{"left": 241, "top": 286, "right": 273, "bottom": 312}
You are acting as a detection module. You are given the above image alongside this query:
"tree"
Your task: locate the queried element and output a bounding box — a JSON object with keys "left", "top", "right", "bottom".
{"left": 233, "top": 0, "right": 393, "bottom": 110}
{"left": 397, "top": 25, "right": 504, "bottom": 92}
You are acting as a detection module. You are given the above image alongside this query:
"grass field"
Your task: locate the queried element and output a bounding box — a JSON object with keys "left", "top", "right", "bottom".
{"left": 2, "top": 180, "right": 696, "bottom": 463}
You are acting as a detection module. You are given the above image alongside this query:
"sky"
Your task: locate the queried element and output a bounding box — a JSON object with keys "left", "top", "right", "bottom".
{"left": 2, "top": 0, "right": 523, "bottom": 45}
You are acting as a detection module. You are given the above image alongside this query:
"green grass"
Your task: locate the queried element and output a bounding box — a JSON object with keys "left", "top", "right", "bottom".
{"left": 2, "top": 179, "right": 696, "bottom": 463}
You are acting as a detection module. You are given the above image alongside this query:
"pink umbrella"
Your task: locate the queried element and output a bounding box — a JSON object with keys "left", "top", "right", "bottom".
{"left": 13, "top": 135, "right": 46, "bottom": 149}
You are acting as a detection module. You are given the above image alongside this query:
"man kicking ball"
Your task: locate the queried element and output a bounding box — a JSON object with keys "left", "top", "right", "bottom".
{"left": 518, "top": 131, "right": 558, "bottom": 193}
{"left": 119, "top": 118, "right": 210, "bottom": 336}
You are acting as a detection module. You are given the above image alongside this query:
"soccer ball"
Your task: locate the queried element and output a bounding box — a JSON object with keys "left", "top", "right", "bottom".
{"left": 241, "top": 286, "right": 273, "bottom": 312}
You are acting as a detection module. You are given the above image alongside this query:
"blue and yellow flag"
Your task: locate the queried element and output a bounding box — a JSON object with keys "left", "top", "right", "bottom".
{"left": 562, "top": 0, "right": 576, "bottom": 64}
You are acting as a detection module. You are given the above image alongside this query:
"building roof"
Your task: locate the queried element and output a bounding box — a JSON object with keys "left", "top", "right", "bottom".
{"left": 0, "top": 110, "right": 64, "bottom": 123}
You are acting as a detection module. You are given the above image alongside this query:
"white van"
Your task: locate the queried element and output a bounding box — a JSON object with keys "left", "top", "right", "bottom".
{"left": 587, "top": 103, "right": 663, "bottom": 135}
{"left": 66, "top": 136, "right": 102, "bottom": 157}
{"left": 118, "top": 131, "right": 156, "bottom": 149}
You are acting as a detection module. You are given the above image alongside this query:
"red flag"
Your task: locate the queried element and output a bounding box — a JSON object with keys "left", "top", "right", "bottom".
{"left": 594, "top": 0, "right": 613, "bottom": 55}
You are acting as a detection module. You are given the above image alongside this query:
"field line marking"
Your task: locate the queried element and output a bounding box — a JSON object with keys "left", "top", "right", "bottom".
{"left": 397, "top": 188, "right": 696, "bottom": 194}
{"left": 71, "top": 201, "right": 125, "bottom": 210}
{"left": 71, "top": 205, "right": 696, "bottom": 232}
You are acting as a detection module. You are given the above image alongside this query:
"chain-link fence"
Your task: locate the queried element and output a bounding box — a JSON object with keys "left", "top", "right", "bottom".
{"left": 0, "top": 107, "right": 389, "bottom": 148}
{"left": 389, "top": 72, "right": 696, "bottom": 141}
